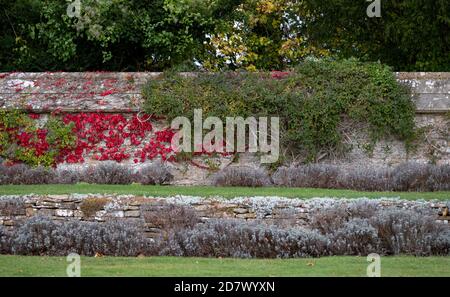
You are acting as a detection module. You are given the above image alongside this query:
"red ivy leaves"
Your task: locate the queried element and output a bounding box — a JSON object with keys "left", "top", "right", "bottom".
{"left": 53, "top": 78, "right": 67, "bottom": 87}
{"left": 3, "top": 111, "right": 233, "bottom": 166}
{"left": 100, "top": 90, "right": 115, "bottom": 96}
{"left": 28, "top": 113, "right": 41, "bottom": 120}
{"left": 155, "top": 129, "right": 175, "bottom": 143}
{"left": 271, "top": 71, "right": 290, "bottom": 79}
{"left": 61, "top": 113, "right": 174, "bottom": 163}
{"left": 134, "top": 130, "right": 175, "bottom": 162}
{"left": 16, "top": 129, "right": 49, "bottom": 157}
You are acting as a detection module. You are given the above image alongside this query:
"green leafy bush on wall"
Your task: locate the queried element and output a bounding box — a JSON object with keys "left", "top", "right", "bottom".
{"left": 0, "top": 111, "right": 76, "bottom": 167}
{"left": 143, "top": 59, "right": 417, "bottom": 161}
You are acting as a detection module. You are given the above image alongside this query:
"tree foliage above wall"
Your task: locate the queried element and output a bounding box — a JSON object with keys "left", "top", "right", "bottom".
{"left": 300, "top": 0, "right": 450, "bottom": 71}
{"left": 0, "top": 0, "right": 239, "bottom": 71}
{"left": 0, "top": 0, "right": 448, "bottom": 71}
{"left": 200, "top": 0, "right": 330, "bottom": 71}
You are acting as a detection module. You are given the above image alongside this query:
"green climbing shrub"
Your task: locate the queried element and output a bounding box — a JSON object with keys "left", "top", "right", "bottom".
{"left": 0, "top": 111, "right": 76, "bottom": 167}
{"left": 143, "top": 59, "right": 417, "bottom": 161}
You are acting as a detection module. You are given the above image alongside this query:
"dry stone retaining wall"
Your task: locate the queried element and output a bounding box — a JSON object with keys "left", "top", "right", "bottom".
{"left": 0, "top": 195, "right": 448, "bottom": 238}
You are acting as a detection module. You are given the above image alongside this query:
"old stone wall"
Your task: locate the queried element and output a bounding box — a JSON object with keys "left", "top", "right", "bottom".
{"left": 0, "top": 72, "right": 449, "bottom": 185}
{"left": 0, "top": 195, "right": 448, "bottom": 237}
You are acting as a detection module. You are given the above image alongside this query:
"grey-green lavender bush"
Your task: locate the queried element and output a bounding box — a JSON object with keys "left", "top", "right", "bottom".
{"left": 338, "top": 166, "right": 393, "bottom": 191}
{"left": 331, "top": 218, "right": 379, "bottom": 255}
{"left": 11, "top": 216, "right": 147, "bottom": 256}
{"left": 82, "top": 161, "right": 134, "bottom": 185}
{"left": 20, "top": 166, "right": 56, "bottom": 185}
{"left": 0, "top": 164, "right": 58, "bottom": 185}
{"left": 213, "top": 166, "right": 272, "bottom": 187}
{"left": 430, "top": 229, "right": 450, "bottom": 255}
{"left": 141, "top": 203, "right": 199, "bottom": 231}
{"left": 309, "top": 200, "right": 378, "bottom": 234}
{"left": 1, "top": 200, "right": 448, "bottom": 257}
{"left": 272, "top": 164, "right": 340, "bottom": 188}
{"left": 273, "top": 162, "right": 450, "bottom": 191}
{"left": 0, "top": 198, "right": 26, "bottom": 216}
{"left": 0, "top": 226, "right": 11, "bottom": 254}
{"left": 0, "top": 164, "right": 30, "bottom": 185}
{"left": 137, "top": 161, "right": 173, "bottom": 185}
{"left": 158, "top": 220, "right": 330, "bottom": 258}
{"left": 0, "top": 165, "right": 10, "bottom": 185}
{"left": 370, "top": 209, "right": 447, "bottom": 256}
{"left": 392, "top": 162, "right": 431, "bottom": 192}
{"left": 308, "top": 201, "right": 449, "bottom": 256}
{"left": 53, "top": 168, "right": 81, "bottom": 184}
{"left": 0, "top": 161, "right": 449, "bottom": 191}
{"left": 427, "top": 164, "right": 450, "bottom": 191}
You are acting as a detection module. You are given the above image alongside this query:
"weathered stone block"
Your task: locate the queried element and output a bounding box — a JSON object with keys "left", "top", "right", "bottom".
{"left": 35, "top": 209, "right": 54, "bottom": 216}
{"left": 194, "top": 204, "right": 211, "bottom": 211}
{"left": 124, "top": 210, "right": 140, "bottom": 218}
{"left": 55, "top": 209, "right": 74, "bottom": 217}
{"left": 109, "top": 211, "right": 125, "bottom": 218}
{"left": 45, "top": 195, "right": 69, "bottom": 202}
{"left": 233, "top": 208, "right": 249, "bottom": 214}
{"left": 214, "top": 203, "right": 239, "bottom": 209}
{"left": 3, "top": 220, "right": 14, "bottom": 226}
{"left": 35, "top": 201, "right": 60, "bottom": 209}
{"left": 25, "top": 208, "right": 35, "bottom": 217}
{"left": 236, "top": 213, "right": 256, "bottom": 219}
{"left": 122, "top": 205, "right": 139, "bottom": 211}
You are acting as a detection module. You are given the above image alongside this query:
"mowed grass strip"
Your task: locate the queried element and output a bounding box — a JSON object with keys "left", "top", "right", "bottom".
{"left": 0, "top": 255, "right": 448, "bottom": 277}
{"left": 0, "top": 184, "right": 449, "bottom": 200}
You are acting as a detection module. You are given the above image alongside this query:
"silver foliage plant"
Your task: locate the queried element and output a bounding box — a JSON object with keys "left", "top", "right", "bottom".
{"left": 272, "top": 164, "right": 340, "bottom": 188}
{"left": 82, "top": 161, "right": 134, "bottom": 185}
{"left": 10, "top": 216, "right": 147, "bottom": 256}
{"left": 54, "top": 168, "right": 81, "bottom": 184}
{"left": 0, "top": 161, "right": 448, "bottom": 190}
{"left": 213, "top": 166, "right": 272, "bottom": 187}
{"left": 309, "top": 203, "right": 449, "bottom": 256}
{"left": 0, "top": 197, "right": 26, "bottom": 216}
{"left": 331, "top": 218, "right": 379, "bottom": 256}
{"left": 0, "top": 161, "right": 173, "bottom": 185}
{"left": 273, "top": 162, "right": 450, "bottom": 191}
{"left": 157, "top": 220, "right": 330, "bottom": 258}
{"left": 370, "top": 209, "right": 447, "bottom": 256}
{"left": 136, "top": 161, "right": 173, "bottom": 185}
{"left": 0, "top": 226, "right": 11, "bottom": 254}
{"left": 0, "top": 201, "right": 448, "bottom": 257}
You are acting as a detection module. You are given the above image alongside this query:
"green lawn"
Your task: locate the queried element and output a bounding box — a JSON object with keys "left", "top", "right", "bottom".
{"left": 0, "top": 255, "right": 448, "bottom": 277}
{"left": 0, "top": 184, "right": 449, "bottom": 200}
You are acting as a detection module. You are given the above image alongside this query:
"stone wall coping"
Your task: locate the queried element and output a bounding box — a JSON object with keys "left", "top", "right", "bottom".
{"left": 396, "top": 72, "right": 450, "bottom": 79}
{"left": 1, "top": 72, "right": 449, "bottom": 113}
{"left": 1, "top": 71, "right": 450, "bottom": 79}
